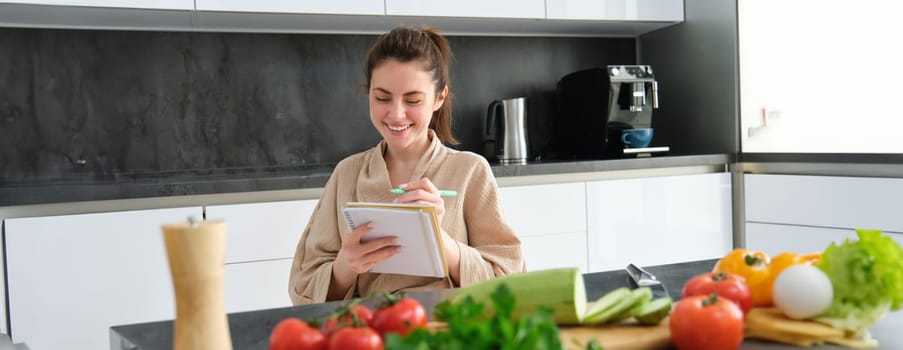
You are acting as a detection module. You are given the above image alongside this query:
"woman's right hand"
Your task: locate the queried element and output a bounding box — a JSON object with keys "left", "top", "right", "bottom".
{"left": 334, "top": 223, "right": 401, "bottom": 277}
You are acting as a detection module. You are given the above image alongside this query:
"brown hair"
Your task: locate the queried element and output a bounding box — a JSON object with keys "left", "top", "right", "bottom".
{"left": 365, "top": 25, "right": 458, "bottom": 145}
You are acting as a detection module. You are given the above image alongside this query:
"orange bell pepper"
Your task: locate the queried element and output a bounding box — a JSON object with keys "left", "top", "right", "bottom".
{"left": 713, "top": 249, "right": 821, "bottom": 307}
{"left": 713, "top": 249, "right": 772, "bottom": 306}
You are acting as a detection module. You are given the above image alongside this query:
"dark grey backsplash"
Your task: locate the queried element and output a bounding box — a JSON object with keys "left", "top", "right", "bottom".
{"left": 0, "top": 28, "right": 634, "bottom": 185}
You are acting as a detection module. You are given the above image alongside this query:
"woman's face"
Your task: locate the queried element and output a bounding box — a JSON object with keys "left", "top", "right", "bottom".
{"left": 369, "top": 58, "right": 446, "bottom": 155}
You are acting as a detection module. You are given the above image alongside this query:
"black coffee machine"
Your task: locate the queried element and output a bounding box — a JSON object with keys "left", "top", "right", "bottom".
{"left": 547, "top": 66, "right": 663, "bottom": 159}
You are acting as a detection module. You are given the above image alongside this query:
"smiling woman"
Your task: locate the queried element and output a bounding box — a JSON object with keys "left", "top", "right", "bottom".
{"left": 288, "top": 25, "right": 526, "bottom": 305}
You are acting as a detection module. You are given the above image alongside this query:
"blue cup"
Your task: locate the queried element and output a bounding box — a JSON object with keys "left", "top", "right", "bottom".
{"left": 621, "top": 128, "right": 654, "bottom": 148}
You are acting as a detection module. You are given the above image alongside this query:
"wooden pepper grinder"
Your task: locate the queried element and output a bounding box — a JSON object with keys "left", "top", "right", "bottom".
{"left": 162, "top": 218, "right": 233, "bottom": 350}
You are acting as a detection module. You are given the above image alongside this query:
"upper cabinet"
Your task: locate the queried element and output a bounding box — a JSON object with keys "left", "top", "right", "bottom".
{"left": 386, "top": 0, "right": 545, "bottom": 19}
{"left": 0, "top": 0, "right": 194, "bottom": 30}
{"left": 4, "top": 0, "right": 192, "bottom": 10}
{"left": 739, "top": 0, "right": 903, "bottom": 153}
{"left": 546, "top": 0, "right": 683, "bottom": 21}
{"left": 195, "top": 0, "right": 385, "bottom": 15}
{"left": 1, "top": 0, "right": 684, "bottom": 36}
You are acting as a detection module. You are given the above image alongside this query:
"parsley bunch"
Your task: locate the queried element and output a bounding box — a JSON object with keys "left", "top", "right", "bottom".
{"left": 384, "top": 283, "right": 563, "bottom": 350}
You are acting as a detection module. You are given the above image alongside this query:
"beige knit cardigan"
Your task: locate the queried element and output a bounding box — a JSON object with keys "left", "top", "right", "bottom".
{"left": 289, "top": 134, "right": 526, "bottom": 305}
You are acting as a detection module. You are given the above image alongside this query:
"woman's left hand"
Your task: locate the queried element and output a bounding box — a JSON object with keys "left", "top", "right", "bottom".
{"left": 394, "top": 177, "right": 446, "bottom": 225}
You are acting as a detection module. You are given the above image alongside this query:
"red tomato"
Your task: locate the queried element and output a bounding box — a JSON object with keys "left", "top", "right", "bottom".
{"left": 371, "top": 297, "right": 428, "bottom": 337}
{"left": 670, "top": 294, "right": 744, "bottom": 350}
{"left": 322, "top": 304, "right": 374, "bottom": 337}
{"left": 269, "top": 317, "right": 327, "bottom": 350}
{"left": 329, "top": 327, "right": 383, "bottom": 350}
{"left": 683, "top": 271, "right": 752, "bottom": 315}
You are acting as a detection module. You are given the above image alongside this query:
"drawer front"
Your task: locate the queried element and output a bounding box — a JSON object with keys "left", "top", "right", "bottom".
{"left": 520, "top": 232, "right": 588, "bottom": 273}
{"left": 745, "top": 222, "right": 859, "bottom": 256}
{"left": 746, "top": 222, "right": 903, "bottom": 255}
{"left": 206, "top": 200, "right": 318, "bottom": 263}
{"left": 587, "top": 173, "right": 733, "bottom": 273}
{"left": 498, "top": 182, "right": 586, "bottom": 238}
{"left": 745, "top": 174, "right": 903, "bottom": 233}
{"left": 225, "top": 259, "right": 294, "bottom": 312}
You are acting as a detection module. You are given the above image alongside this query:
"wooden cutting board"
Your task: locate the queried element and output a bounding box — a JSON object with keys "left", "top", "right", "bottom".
{"left": 559, "top": 318, "right": 671, "bottom": 350}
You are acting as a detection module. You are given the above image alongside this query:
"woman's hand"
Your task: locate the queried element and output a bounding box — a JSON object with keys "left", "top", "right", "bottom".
{"left": 394, "top": 178, "right": 446, "bottom": 224}
{"left": 330, "top": 223, "right": 400, "bottom": 298}
{"left": 394, "top": 177, "right": 461, "bottom": 284}
{"left": 336, "top": 223, "right": 400, "bottom": 274}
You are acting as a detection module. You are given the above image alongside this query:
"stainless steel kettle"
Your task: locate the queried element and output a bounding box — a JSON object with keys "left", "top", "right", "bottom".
{"left": 483, "top": 97, "right": 529, "bottom": 164}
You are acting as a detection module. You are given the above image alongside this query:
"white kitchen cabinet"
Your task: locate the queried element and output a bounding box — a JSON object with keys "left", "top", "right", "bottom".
{"left": 1, "top": 0, "right": 193, "bottom": 10}
{"left": 745, "top": 174, "right": 903, "bottom": 233}
{"left": 739, "top": 1, "right": 903, "bottom": 153}
{"left": 586, "top": 173, "right": 733, "bottom": 272}
{"left": 3, "top": 0, "right": 683, "bottom": 35}
{"left": 224, "top": 259, "right": 294, "bottom": 312}
{"left": 744, "top": 174, "right": 903, "bottom": 255}
{"left": 746, "top": 222, "right": 903, "bottom": 257}
{"left": 498, "top": 182, "right": 588, "bottom": 272}
{"left": 206, "top": 199, "right": 317, "bottom": 313}
{"left": 205, "top": 199, "right": 318, "bottom": 264}
{"left": 746, "top": 222, "right": 851, "bottom": 256}
{"left": 3, "top": 206, "right": 201, "bottom": 350}
{"left": 519, "top": 232, "right": 588, "bottom": 272}
{"left": 195, "top": 0, "right": 384, "bottom": 15}
{"left": 546, "top": 0, "right": 684, "bottom": 21}
{"left": 385, "top": 0, "right": 545, "bottom": 19}
{"left": 0, "top": 1, "right": 194, "bottom": 31}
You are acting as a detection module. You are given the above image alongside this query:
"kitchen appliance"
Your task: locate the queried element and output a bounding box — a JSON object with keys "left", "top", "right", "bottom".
{"left": 607, "top": 65, "right": 669, "bottom": 156}
{"left": 550, "top": 68, "right": 610, "bottom": 159}
{"left": 483, "top": 97, "right": 529, "bottom": 165}
{"left": 548, "top": 65, "right": 668, "bottom": 159}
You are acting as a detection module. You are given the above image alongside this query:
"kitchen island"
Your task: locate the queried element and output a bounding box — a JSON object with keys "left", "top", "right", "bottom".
{"left": 109, "top": 259, "right": 903, "bottom": 350}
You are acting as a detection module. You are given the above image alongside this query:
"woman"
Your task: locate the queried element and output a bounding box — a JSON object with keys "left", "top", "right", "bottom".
{"left": 289, "top": 26, "right": 525, "bottom": 305}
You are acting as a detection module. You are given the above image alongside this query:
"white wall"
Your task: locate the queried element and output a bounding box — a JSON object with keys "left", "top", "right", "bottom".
{"left": 739, "top": 0, "right": 903, "bottom": 153}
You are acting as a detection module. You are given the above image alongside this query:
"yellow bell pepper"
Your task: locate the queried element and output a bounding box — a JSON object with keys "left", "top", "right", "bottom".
{"left": 713, "top": 249, "right": 821, "bottom": 307}
{"left": 713, "top": 249, "right": 771, "bottom": 306}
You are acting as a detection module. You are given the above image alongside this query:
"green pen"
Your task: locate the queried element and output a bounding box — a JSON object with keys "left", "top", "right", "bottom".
{"left": 390, "top": 188, "right": 457, "bottom": 197}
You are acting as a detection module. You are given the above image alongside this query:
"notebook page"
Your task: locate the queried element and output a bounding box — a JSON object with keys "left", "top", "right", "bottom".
{"left": 342, "top": 206, "right": 445, "bottom": 278}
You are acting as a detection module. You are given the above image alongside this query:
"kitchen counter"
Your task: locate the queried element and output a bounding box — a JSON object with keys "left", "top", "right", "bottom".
{"left": 109, "top": 259, "right": 903, "bottom": 350}
{"left": 0, "top": 154, "right": 729, "bottom": 207}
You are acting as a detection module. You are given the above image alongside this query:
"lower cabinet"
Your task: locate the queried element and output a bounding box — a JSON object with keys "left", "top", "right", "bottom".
{"left": 497, "top": 172, "right": 734, "bottom": 274}
{"left": 746, "top": 222, "right": 883, "bottom": 256}
{"left": 3, "top": 207, "right": 201, "bottom": 350}
{"left": 205, "top": 200, "right": 318, "bottom": 264}
{"left": 745, "top": 174, "right": 903, "bottom": 233}
{"left": 224, "top": 259, "right": 295, "bottom": 313}
{"left": 498, "top": 182, "right": 588, "bottom": 272}
{"left": 744, "top": 174, "right": 903, "bottom": 254}
{"left": 206, "top": 199, "right": 317, "bottom": 312}
{"left": 585, "top": 173, "right": 734, "bottom": 272}
{"left": 519, "top": 232, "right": 589, "bottom": 272}
{"left": 2, "top": 199, "right": 315, "bottom": 350}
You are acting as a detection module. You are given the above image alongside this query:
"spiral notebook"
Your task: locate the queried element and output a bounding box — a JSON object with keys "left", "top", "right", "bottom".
{"left": 342, "top": 202, "right": 448, "bottom": 278}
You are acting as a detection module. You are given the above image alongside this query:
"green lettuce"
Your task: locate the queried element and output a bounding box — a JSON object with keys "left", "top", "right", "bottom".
{"left": 815, "top": 229, "right": 903, "bottom": 334}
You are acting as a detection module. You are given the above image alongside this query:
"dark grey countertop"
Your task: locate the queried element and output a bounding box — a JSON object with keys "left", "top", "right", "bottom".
{"left": 0, "top": 154, "right": 730, "bottom": 206}
{"left": 109, "top": 259, "right": 903, "bottom": 350}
